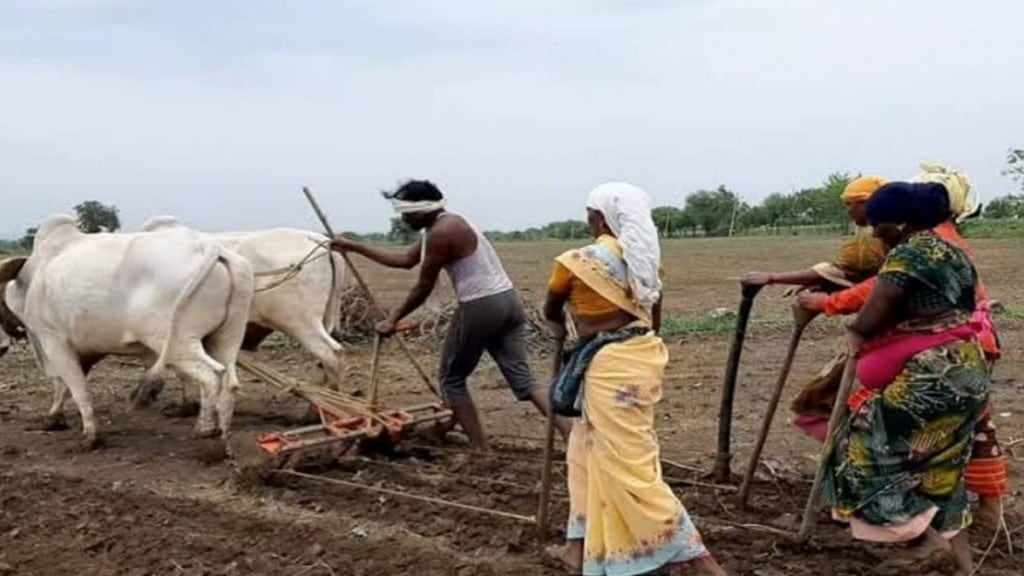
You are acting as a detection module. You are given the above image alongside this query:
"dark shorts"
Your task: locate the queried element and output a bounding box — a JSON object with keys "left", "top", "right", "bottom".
{"left": 439, "top": 289, "right": 538, "bottom": 403}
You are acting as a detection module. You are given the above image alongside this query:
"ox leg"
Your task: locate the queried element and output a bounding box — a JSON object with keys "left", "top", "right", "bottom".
{"left": 205, "top": 338, "right": 243, "bottom": 441}
{"left": 289, "top": 322, "right": 346, "bottom": 391}
{"left": 43, "top": 345, "right": 100, "bottom": 448}
{"left": 43, "top": 378, "right": 70, "bottom": 431}
{"left": 129, "top": 350, "right": 165, "bottom": 409}
{"left": 169, "top": 340, "right": 228, "bottom": 434}
{"left": 171, "top": 360, "right": 221, "bottom": 438}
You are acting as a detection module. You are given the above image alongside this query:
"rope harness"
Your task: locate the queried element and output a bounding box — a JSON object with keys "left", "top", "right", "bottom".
{"left": 251, "top": 239, "right": 334, "bottom": 293}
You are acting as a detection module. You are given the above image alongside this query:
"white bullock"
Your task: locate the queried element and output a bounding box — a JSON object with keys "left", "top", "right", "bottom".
{"left": 0, "top": 215, "right": 254, "bottom": 447}
{"left": 131, "top": 216, "right": 348, "bottom": 406}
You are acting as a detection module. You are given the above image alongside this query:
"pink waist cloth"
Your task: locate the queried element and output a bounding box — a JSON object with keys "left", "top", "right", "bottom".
{"left": 856, "top": 324, "right": 977, "bottom": 390}
{"left": 972, "top": 300, "right": 999, "bottom": 357}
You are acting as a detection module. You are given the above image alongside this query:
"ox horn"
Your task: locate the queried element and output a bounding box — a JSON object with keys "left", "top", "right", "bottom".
{"left": 0, "top": 257, "right": 27, "bottom": 283}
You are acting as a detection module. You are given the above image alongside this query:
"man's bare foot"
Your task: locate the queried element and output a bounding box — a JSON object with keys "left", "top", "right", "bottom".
{"left": 877, "top": 528, "right": 954, "bottom": 573}
{"left": 544, "top": 544, "right": 582, "bottom": 574}
{"left": 667, "top": 554, "right": 728, "bottom": 576}
{"left": 975, "top": 496, "right": 1003, "bottom": 530}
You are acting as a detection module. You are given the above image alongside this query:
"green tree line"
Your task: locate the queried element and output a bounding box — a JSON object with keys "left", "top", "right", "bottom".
{"left": 5, "top": 150, "right": 1022, "bottom": 251}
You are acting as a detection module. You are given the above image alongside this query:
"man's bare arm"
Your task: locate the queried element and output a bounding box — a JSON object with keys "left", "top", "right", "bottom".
{"left": 332, "top": 237, "right": 422, "bottom": 270}
{"left": 387, "top": 231, "right": 449, "bottom": 324}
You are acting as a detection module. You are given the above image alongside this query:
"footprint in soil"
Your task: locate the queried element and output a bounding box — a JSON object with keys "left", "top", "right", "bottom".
{"left": 160, "top": 401, "right": 201, "bottom": 419}
{"left": 24, "top": 414, "right": 70, "bottom": 432}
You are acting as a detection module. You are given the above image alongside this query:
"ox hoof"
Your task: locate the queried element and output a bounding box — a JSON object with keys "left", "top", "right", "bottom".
{"left": 76, "top": 434, "right": 104, "bottom": 452}
{"left": 129, "top": 379, "right": 164, "bottom": 410}
{"left": 192, "top": 427, "right": 221, "bottom": 440}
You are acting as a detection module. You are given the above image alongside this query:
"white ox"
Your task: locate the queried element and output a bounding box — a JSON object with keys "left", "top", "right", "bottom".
{"left": 129, "top": 216, "right": 348, "bottom": 406}
{"left": 0, "top": 215, "right": 254, "bottom": 447}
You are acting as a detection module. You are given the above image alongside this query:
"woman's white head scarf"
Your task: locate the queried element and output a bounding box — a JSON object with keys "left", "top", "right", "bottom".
{"left": 585, "top": 182, "right": 662, "bottom": 311}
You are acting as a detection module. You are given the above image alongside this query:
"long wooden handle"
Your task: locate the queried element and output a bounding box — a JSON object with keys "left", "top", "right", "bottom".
{"left": 738, "top": 304, "right": 816, "bottom": 507}
{"left": 536, "top": 335, "right": 566, "bottom": 534}
{"left": 302, "top": 187, "right": 441, "bottom": 400}
{"left": 713, "top": 283, "right": 764, "bottom": 482}
{"left": 798, "top": 352, "right": 856, "bottom": 540}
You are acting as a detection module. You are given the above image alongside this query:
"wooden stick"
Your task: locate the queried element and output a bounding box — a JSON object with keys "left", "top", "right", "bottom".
{"left": 407, "top": 443, "right": 567, "bottom": 466}
{"left": 798, "top": 352, "right": 856, "bottom": 541}
{"left": 662, "top": 458, "right": 704, "bottom": 474}
{"left": 536, "top": 334, "right": 566, "bottom": 536}
{"left": 664, "top": 476, "right": 739, "bottom": 492}
{"left": 713, "top": 282, "right": 763, "bottom": 482}
{"left": 280, "top": 470, "right": 537, "bottom": 524}
{"left": 738, "top": 305, "right": 818, "bottom": 508}
{"left": 368, "top": 334, "right": 383, "bottom": 405}
{"left": 301, "top": 186, "right": 440, "bottom": 400}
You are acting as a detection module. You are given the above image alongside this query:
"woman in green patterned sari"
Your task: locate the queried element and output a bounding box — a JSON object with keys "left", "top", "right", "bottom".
{"left": 823, "top": 182, "right": 989, "bottom": 575}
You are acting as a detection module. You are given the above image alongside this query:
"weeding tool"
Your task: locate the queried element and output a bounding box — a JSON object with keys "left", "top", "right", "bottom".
{"left": 798, "top": 351, "right": 856, "bottom": 541}
{"left": 713, "top": 281, "right": 763, "bottom": 482}
{"left": 738, "top": 304, "right": 818, "bottom": 507}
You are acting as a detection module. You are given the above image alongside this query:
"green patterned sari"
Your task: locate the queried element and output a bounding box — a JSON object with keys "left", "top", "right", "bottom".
{"left": 822, "top": 232, "right": 990, "bottom": 537}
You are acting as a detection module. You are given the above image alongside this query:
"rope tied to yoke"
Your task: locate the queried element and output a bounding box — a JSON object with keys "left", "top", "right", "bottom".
{"left": 251, "top": 239, "right": 333, "bottom": 293}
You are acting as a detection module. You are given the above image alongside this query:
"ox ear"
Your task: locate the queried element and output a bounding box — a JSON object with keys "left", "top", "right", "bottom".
{"left": 0, "top": 257, "right": 27, "bottom": 283}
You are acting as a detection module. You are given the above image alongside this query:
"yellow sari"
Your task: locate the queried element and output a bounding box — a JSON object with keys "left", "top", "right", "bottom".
{"left": 549, "top": 235, "right": 711, "bottom": 576}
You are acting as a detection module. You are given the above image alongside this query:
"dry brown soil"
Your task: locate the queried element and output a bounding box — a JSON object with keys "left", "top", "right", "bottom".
{"left": 1, "top": 237, "right": 1022, "bottom": 575}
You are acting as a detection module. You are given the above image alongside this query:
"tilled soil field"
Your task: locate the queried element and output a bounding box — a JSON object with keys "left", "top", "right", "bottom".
{"left": 1, "top": 237, "right": 1022, "bottom": 575}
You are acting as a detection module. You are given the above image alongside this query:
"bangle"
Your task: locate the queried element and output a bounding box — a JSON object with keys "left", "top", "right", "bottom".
{"left": 767, "top": 275, "right": 774, "bottom": 285}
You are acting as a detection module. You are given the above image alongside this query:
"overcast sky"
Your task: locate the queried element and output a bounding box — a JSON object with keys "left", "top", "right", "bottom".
{"left": 2, "top": 0, "right": 1022, "bottom": 236}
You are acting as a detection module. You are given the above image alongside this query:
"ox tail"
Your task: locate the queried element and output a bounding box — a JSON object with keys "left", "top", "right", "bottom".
{"left": 213, "top": 247, "right": 255, "bottom": 395}
{"left": 323, "top": 245, "right": 347, "bottom": 339}
{"left": 145, "top": 243, "right": 223, "bottom": 382}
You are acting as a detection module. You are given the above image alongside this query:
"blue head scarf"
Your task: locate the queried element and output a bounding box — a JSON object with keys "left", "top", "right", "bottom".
{"left": 866, "top": 182, "right": 952, "bottom": 230}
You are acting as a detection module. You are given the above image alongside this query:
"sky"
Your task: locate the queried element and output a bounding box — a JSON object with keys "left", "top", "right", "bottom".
{"left": 1, "top": 0, "right": 1023, "bottom": 236}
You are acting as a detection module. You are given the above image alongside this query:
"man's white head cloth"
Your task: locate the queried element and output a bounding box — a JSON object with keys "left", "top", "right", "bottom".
{"left": 381, "top": 180, "right": 447, "bottom": 214}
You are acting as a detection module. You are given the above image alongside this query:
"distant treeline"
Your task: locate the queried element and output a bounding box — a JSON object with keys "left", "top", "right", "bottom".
{"left": 6, "top": 150, "right": 1024, "bottom": 250}
{"left": 343, "top": 166, "right": 1024, "bottom": 243}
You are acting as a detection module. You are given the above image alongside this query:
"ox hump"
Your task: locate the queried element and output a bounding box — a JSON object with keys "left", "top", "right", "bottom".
{"left": 140, "top": 215, "right": 182, "bottom": 232}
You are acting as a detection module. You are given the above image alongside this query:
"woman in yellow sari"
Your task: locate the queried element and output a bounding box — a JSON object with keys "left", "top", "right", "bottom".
{"left": 543, "top": 182, "right": 725, "bottom": 576}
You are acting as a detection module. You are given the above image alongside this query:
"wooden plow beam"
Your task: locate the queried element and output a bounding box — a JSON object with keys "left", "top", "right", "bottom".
{"left": 237, "top": 355, "right": 452, "bottom": 469}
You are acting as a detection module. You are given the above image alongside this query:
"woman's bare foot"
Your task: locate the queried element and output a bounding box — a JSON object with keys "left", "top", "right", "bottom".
{"left": 544, "top": 541, "right": 583, "bottom": 574}
{"left": 667, "top": 554, "right": 728, "bottom": 576}
{"left": 877, "top": 528, "right": 954, "bottom": 573}
{"left": 974, "top": 496, "right": 1002, "bottom": 530}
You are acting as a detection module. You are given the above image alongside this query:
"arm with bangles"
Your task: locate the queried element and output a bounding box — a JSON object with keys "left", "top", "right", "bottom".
{"left": 743, "top": 268, "right": 827, "bottom": 287}
{"left": 798, "top": 277, "right": 877, "bottom": 317}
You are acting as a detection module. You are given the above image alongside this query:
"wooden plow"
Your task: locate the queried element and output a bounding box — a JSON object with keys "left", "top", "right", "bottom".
{"left": 237, "top": 343, "right": 453, "bottom": 470}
